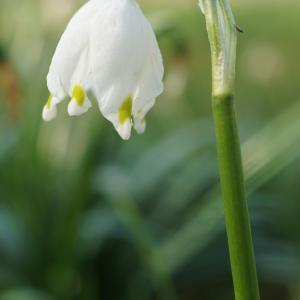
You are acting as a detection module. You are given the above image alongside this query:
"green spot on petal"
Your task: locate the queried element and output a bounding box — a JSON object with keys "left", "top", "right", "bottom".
{"left": 72, "top": 84, "right": 85, "bottom": 106}
{"left": 119, "top": 96, "right": 133, "bottom": 124}
{"left": 46, "top": 94, "right": 53, "bottom": 109}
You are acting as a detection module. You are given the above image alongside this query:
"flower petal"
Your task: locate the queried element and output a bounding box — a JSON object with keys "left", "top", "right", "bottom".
{"left": 89, "top": 0, "right": 163, "bottom": 138}
{"left": 133, "top": 116, "right": 146, "bottom": 134}
{"left": 98, "top": 85, "right": 134, "bottom": 140}
{"left": 47, "top": 0, "right": 99, "bottom": 100}
{"left": 68, "top": 98, "right": 92, "bottom": 117}
{"left": 44, "top": 0, "right": 164, "bottom": 139}
{"left": 90, "top": 0, "right": 150, "bottom": 95}
{"left": 42, "top": 95, "right": 58, "bottom": 122}
{"left": 132, "top": 31, "right": 164, "bottom": 120}
{"left": 67, "top": 84, "right": 92, "bottom": 116}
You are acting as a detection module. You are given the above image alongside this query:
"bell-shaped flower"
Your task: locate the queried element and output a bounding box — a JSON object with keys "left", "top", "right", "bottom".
{"left": 42, "top": 0, "right": 164, "bottom": 140}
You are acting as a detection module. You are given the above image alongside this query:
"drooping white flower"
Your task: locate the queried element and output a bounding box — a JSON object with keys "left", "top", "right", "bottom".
{"left": 42, "top": 0, "right": 164, "bottom": 140}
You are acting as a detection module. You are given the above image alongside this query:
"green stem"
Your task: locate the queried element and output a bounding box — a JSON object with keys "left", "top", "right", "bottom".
{"left": 212, "top": 94, "right": 260, "bottom": 300}
{"left": 200, "top": 0, "right": 261, "bottom": 299}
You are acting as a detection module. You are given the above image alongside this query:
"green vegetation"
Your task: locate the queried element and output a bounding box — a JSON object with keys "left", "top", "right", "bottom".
{"left": 0, "top": 1, "right": 299, "bottom": 299}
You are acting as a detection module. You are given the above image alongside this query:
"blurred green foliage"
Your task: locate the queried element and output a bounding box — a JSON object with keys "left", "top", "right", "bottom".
{"left": 0, "top": 1, "right": 300, "bottom": 300}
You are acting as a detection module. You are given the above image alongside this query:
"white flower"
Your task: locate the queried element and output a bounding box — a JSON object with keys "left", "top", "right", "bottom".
{"left": 42, "top": 0, "right": 164, "bottom": 140}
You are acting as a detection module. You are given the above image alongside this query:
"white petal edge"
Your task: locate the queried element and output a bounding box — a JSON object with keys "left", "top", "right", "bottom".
{"left": 68, "top": 97, "right": 92, "bottom": 116}
{"left": 47, "top": 0, "right": 99, "bottom": 101}
{"left": 45, "top": 0, "right": 164, "bottom": 140}
{"left": 105, "top": 113, "right": 133, "bottom": 140}
{"left": 133, "top": 117, "right": 146, "bottom": 134}
{"left": 42, "top": 97, "right": 58, "bottom": 122}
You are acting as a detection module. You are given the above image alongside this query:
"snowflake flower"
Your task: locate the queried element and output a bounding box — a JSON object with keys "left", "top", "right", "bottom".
{"left": 42, "top": 0, "right": 164, "bottom": 140}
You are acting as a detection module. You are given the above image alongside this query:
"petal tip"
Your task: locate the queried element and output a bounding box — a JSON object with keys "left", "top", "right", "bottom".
{"left": 42, "top": 105, "right": 57, "bottom": 122}
{"left": 68, "top": 98, "right": 91, "bottom": 116}
{"left": 116, "top": 119, "right": 132, "bottom": 140}
{"left": 134, "top": 118, "right": 146, "bottom": 135}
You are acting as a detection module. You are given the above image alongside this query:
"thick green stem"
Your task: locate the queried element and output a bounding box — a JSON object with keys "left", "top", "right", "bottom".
{"left": 200, "top": 0, "right": 261, "bottom": 299}
{"left": 212, "top": 94, "right": 260, "bottom": 300}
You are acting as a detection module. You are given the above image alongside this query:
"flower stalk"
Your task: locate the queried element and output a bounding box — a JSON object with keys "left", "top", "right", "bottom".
{"left": 200, "top": 1, "right": 260, "bottom": 299}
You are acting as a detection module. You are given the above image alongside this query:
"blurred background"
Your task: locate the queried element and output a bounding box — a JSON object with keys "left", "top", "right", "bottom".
{"left": 1, "top": 0, "right": 300, "bottom": 299}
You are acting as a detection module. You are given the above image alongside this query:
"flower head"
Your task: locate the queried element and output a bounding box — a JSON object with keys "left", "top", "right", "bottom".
{"left": 43, "top": 0, "right": 164, "bottom": 140}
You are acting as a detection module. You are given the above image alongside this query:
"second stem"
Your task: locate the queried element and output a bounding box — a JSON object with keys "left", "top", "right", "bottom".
{"left": 212, "top": 93, "right": 260, "bottom": 300}
{"left": 201, "top": 0, "right": 261, "bottom": 299}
